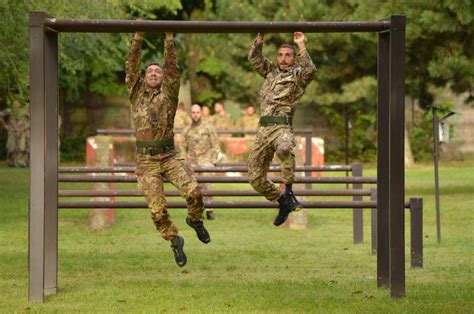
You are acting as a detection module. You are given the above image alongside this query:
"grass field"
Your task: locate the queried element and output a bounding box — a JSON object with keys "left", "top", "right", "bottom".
{"left": 0, "top": 161, "right": 473, "bottom": 312}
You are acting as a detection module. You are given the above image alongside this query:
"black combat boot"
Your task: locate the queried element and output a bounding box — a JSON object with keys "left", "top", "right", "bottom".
{"left": 170, "top": 235, "right": 187, "bottom": 267}
{"left": 206, "top": 210, "right": 216, "bottom": 220}
{"left": 186, "top": 217, "right": 211, "bottom": 243}
{"left": 273, "top": 184, "right": 303, "bottom": 226}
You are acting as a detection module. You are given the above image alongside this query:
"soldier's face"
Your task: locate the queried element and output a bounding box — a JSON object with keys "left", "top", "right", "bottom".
{"left": 247, "top": 106, "right": 255, "bottom": 116}
{"left": 145, "top": 65, "right": 163, "bottom": 89}
{"left": 191, "top": 106, "right": 202, "bottom": 122}
{"left": 277, "top": 48, "right": 295, "bottom": 70}
{"left": 202, "top": 107, "right": 210, "bottom": 116}
{"left": 214, "top": 103, "right": 224, "bottom": 113}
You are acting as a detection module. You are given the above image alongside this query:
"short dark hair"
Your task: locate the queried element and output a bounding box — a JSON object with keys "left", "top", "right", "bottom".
{"left": 278, "top": 44, "right": 296, "bottom": 57}
{"left": 146, "top": 62, "right": 162, "bottom": 70}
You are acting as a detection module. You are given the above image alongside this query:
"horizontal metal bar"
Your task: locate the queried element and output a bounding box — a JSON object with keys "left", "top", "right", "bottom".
{"left": 59, "top": 200, "right": 410, "bottom": 209}
{"left": 58, "top": 189, "right": 372, "bottom": 197}
{"left": 45, "top": 19, "right": 390, "bottom": 33}
{"left": 58, "top": 165, "right": 352, "bottom": 173}
{"left": 96, "top": 128, "right": 313, "bottom": 135}
{"left": 58, "top": 175, "right": 377, "bottom": 184}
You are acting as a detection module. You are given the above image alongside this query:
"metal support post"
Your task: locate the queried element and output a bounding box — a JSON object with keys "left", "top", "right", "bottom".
{"left": 388, "top": 15, "right": 406, "bottom": 298}
{"left": 410, "top": 198, "right": 423, "bottom": 268}
{"left": 370, "top": 189, "right": 377, "bottom": 255}
{"left": 352, "top": 163, "right": 363, "bottom": 244}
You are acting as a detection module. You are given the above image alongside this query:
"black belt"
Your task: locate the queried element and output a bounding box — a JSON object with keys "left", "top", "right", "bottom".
{"left": 136, "top": 138, "right": 175, "bottom": 155}
{"left": 259, "top": 115, "right": 293, "bottom": 126}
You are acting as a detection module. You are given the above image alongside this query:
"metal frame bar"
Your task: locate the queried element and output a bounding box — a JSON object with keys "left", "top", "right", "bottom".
{"left": 44, "top": 19, "right": 390, "bottom": 33}
{"left": 28, "top": 12, "right": 406, "bottom": 302}
{"left": 57, "top": 175, "right": 377, "bottom": 184}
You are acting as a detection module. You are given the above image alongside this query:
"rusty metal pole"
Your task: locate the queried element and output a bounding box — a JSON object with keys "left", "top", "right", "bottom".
{"left": 377, "top": 18, "right": 390, "bottom": 289}
{"left": 410, "top": 198, "right": 423, "bottom": 268}
{"left": 29, "top": 11, "right": 47, "bottom": 303}
{"left": 388, "top": 15, "right": 406, "bottom": 299}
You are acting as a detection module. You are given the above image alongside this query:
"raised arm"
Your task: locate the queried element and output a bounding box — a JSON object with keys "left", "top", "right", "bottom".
{"left": 125, "top": 32, "right": 144, "bottom": 101}
{"left": 161, "top": 32, "right": 180, "bottom": 104}
{"left": 293, "top": 32, "right": 317, "bottom": 85}
{"left": 248, "top": 33, "right": 274, "bottom": 78}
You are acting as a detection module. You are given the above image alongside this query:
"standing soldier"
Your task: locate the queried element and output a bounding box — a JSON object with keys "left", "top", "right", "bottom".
{"left": 210, "top": 102, "right": 234, "bottom": 132}
{"left": 182, "top": 104, "right": 222, "bottom": 220}
{"left": 126, "top": 31, "right": 210, "bottom": 267}
{"left": 201, "top": 105, "right": 211, "bottom": 122}
{"left": 236, "top": 104, "right": 260, "bottom": 137}
{"left": 0, "top": 100, "right": 30, "bottom": 167}
{"left": 247, "top": 32, "right": 316, "bottom": 226}
{"left": 174, "top": 102, "right": 191, "bottom": 130}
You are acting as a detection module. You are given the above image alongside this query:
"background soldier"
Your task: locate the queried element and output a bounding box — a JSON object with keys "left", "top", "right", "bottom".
{"left": 236, "top": 104, "right": 260, "bottom": 137}
{"left": 174, "top": 102, "right": 191, "bottom": 130}
{"left": 209, "top": 102, "right": 234, "bottom": 132}
{"left": 201, "top": 105, "right": 211, "bottom": 122}
{"left": 247, "top": 32, "right": 316, "bottom": 226}
{"left": 0, "top": 100, "right": 30, "bottom": 167}
{"left": 182, "top": 104, "right": 222, "bottom": 220}
{"left": 126, "top": 31, "right": 210, "bottom": 267}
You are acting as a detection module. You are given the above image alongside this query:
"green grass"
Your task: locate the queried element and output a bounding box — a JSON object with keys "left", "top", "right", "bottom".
{"left": 0, "top": 161, "right": 473, "bottom": 312}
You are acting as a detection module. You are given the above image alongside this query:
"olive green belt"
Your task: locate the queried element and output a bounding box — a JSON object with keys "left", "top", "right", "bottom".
{"left": 136, "top": 138, "right": 175, "bottom": 155}
{"left": 259, "top": 115, "right": 293, "bottom": 126}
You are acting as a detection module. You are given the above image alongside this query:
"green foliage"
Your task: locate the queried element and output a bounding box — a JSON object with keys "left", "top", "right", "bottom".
{"left": 0, "top": 0, "right": 472, "bottom": 162}
{"left": 60, "top": 134, "right": 87, "bottom": 162}
{"left": 408, "top": 110, "right": 434, "bottom": 162}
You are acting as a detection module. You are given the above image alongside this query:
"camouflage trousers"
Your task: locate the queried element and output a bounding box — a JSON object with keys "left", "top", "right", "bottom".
{"left": 248, "top": 125, "right": 295, "bottom": 201}
{"left": 136, "top": 153, "right": 204, "bottom": 240}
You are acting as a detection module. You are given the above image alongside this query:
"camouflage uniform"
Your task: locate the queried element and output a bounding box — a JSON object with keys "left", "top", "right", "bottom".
{"left": 209, "top": 112, "right": 234, "bottom": 132}
{"left": 126, "top": 36, "right": 204, "bottom": 241}
{"left": 0, "top": 107, "right": 30, "bottom": 167}
{"left": 236, "top": 113, "right": 260, "bottom": 138}
{"left": 174, "top": 109, "right": 191, "bottom": 130}
{"left": 247, "top": 40, "right": 316, "bottom": 201}
{"left": 181, "top": 120, "right": 221, "bottom": 204}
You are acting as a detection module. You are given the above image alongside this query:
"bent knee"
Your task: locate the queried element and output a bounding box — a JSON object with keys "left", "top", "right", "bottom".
{"left": 276, "top": 144, "right": 291, "bottom": 160}
{"left": 187, "top": 187, "right": 202, "bottom": 200}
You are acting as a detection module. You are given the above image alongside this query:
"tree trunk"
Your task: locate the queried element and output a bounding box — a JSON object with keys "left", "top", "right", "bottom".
{"left": 405, "top": 127, "right": 415, "bottom": 167}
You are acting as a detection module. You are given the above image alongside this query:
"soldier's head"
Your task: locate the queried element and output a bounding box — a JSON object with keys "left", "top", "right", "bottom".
{"left": 177, "top": 102, "right": 186, "bottom": 111}
{"left": 277, "top": 44, "right": 296, "bottom": 70}
{"left": 214, "top": 102, "right": 225, "bottom": 114}
{"left": 145, "top": 62, "right": 163, "bottom": 89}
{"left": 246, "top": 104, "right": 256, "bottom": 116}
{"left": 202, "top": 106, "right": 210, "bottom": 117}
{"left": 191, "top": 104, "right": 202, "bottom": 123}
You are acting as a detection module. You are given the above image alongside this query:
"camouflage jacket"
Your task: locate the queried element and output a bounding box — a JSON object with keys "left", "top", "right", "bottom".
{"left": 0, "top": 107, "right": 30, "bottom": 134}
{"left": 181, "top": 120, "right": 221, "bottom": 166}
{"left": 248, "top": 41, "right": 316, "bottom": 117}
{"left": 125, "top": 37, "right": 180, "bottom": 147}
{"left": 236, "top": 114, "right": 259, "bottom": 131}
{"left": 209, "top": 112, "right": 234, "bottom": 131}
{"left": 174, "top": 109, "right": 191, "bottom": 130}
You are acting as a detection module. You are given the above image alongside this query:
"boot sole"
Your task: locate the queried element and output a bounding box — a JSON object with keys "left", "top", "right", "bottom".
{"left": 171, "top": 236, "right": 187, "bottom": 267}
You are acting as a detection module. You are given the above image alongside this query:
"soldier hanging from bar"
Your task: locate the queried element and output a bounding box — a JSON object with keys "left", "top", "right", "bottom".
{"left": 247, "top": 32, "right": 317, "bottom": 226}
{"left": 125, "top": 30, "right": 211, "bottom": 267}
